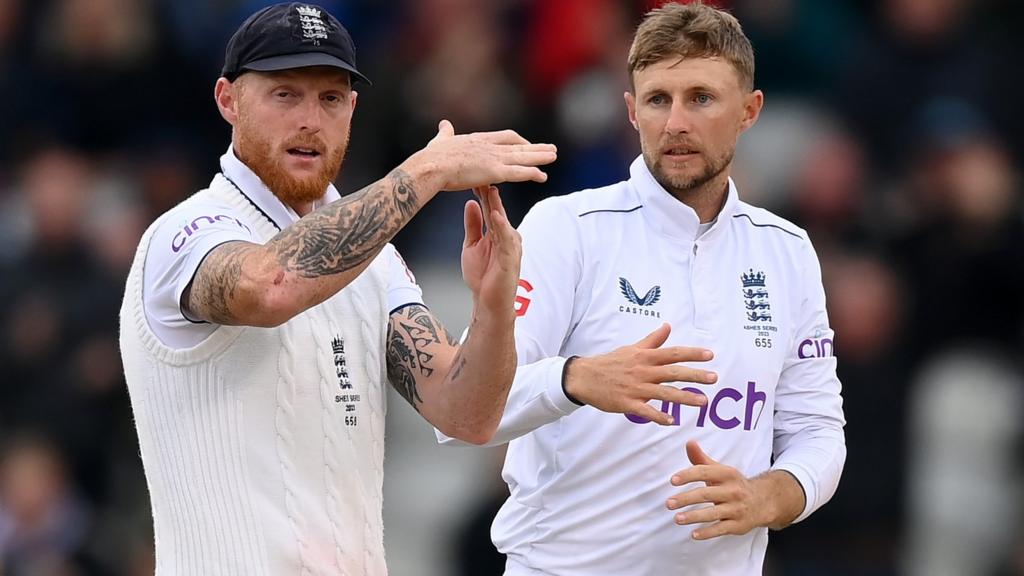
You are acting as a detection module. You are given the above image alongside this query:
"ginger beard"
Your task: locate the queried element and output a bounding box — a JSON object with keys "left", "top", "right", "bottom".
{"left": 642, "top": 139, "right": 733, "bottom": 197}
{"left": 234, "top": 107, "right": 349, "bottom": 206}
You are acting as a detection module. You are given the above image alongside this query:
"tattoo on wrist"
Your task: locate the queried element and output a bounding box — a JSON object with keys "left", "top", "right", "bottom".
{"left": 270, "top": 168, "right": 420, "bottom": 278}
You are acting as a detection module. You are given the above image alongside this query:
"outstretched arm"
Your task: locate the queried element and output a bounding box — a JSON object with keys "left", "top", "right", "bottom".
{"left": 183, "top": 121, "right": 556, "bottom": 327}
{"left": 386, "top": 186, "right": 520, "bottom": 444}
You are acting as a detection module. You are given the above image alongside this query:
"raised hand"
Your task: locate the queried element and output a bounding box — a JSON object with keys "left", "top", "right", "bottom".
{"left": 563, "top": 324, "right": 717, "bottom": 425}
{"left": 405, "top": 120, "right": 557, "bottom": 193}
{"left": 461, "top": 185, "right": 521, "bottom": 315}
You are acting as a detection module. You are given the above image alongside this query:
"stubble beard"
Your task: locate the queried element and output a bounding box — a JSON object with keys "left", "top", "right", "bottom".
{"left": 235, "top": 115, "right": 348, "bottom": 206}
{"left": 644, "top": 146, "right": 733, "bottom": 201}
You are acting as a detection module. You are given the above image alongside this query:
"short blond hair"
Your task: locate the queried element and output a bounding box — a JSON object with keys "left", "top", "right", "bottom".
{"left": 628, "top": 1, "right": 754, "bottom": 91}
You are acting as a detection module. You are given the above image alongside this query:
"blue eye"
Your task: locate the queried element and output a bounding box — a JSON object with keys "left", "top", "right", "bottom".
{"left": 649, "top": 94, "right": 667, "bottom": 105}
{"left": 694, "top": 94, "right": 713, "bottom": 105}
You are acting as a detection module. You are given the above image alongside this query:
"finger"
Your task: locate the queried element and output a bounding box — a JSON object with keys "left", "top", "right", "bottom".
{"left": 488, "top": 206, "right": 518, "bottom": 249}
{"left": 629, "top": 403, "right": 675, "bottom": 426}
{"left": 692, "top": 520, "right": 742, "bottom": 540}
{"left": 432, "top": 119, "right": 455, "bottom": 141}
{"left": 635, "top": 323, "right": 671, "bottom": 349}
{"left": 488, "top": 185, "right": 511, "bottom": 224}
{"left": 472, "top": 184, "right": 489, "bottom": 200}
{"left": 645, "top": 346, "right": 714, "bottom": 365}
{"left": 670, "top": 464, "right": 736, "bottom": 487}
{"left": 497, "top": 147, "right": 558, "bottom": 166}
{"left": 644, "top": 364, "right": 717, "bottom": 386}
{"left": 485, "top": 185, "right": 505, "bottom": 217}
{"left": 463, "top": 200, "right": 483, "bottom": 248}
{"left": 474, "top": 185, "right": 494, "bottom": 232}
{"left": 641, "top": 384, "right": 708, "bottom": 407}
{"left": 476, "top": 129, "right": 531, "bottom": 145}
{"left": 494, "top": 165, "right": 548, "bottom": 184}
{"left": 674, "top": 503, "right": 736, "bottom": 526}
{"left": 666, "top": 486, "right": 735, "bottom": 510}
{"left": 484, "top": 186, "right": 510, "bottom": 238}
{"left": 686, "top": 440, "right": 718, "bottom": 467}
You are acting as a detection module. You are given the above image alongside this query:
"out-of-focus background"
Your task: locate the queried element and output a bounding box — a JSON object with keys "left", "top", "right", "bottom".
{"left": 0, "top": 0, "right": 1021, "bottom": 574}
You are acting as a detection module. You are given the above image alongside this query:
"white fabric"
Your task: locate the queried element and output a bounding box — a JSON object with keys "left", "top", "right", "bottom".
{"left": 121, "top": 165, "right": 399, "bottom": 575}
{"left": 439, "top": 156, "right": 846, "bottom": 576}
{"left": 142, "top": 146, "right": 422, "bottom": 348}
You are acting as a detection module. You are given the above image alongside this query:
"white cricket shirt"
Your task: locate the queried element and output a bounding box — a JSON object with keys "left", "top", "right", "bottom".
{"left": 441, "top": 157, "right": 846, "bottom": 576}
{"left": 142, "top": 146, "right": 422, "bottom": 349}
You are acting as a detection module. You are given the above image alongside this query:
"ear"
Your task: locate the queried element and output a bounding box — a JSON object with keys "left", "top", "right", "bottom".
{"left": 738, "top": 89, "right": 764, "bottom": 134}
{"left": 350, "top": 89, "right": 358, "bottom": 113}
{"left": 624, "top": 91, "right": 639, "bottom": 131}
{"left": 214, "top": 77, "right": 240, "bottom": 127}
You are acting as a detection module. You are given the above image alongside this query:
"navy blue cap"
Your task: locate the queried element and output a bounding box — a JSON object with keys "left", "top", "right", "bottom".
{"left": 221, "top": 3, "right": 370, "bottom": 84}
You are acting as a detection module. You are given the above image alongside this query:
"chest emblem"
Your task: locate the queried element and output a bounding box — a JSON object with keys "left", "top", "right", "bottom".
{"left": 332, "top": 336, "right": 360, "bottom": 426}
{"left": 741, "top": 269, "right": 772, "bottom": 322}
{"left": 618, "top": 277, "right": 662, "bottom": 318}
{"left": 741, "top": 269, "right": 777, "bottom": 347}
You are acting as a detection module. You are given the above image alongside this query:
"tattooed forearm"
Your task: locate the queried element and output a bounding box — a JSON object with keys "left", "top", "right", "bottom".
{"left": 386, "top": 324, "right": 423, "bottom": 411}
{"left": 183, "top": 241, "right": 253, "bottom": 324}
{"left": 386, "top": 304, "right": 455, "bottom": 410}
{"left": 269, "top": 168, "right": 421, "bottom": 278}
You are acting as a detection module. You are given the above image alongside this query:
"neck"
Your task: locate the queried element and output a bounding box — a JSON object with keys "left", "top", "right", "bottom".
{"left": 291, "top": 200, "right": 316, "bottom": 217}
{"left": 669, "top": 170, "right": 731, "bottom": 223}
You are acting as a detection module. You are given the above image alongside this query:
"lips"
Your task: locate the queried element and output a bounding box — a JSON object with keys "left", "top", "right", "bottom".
{"left": 662, "top": 146, "right": 699, "bottom": 156}
{"left": 287, "top": 147, "right": 322, "bottom": 158}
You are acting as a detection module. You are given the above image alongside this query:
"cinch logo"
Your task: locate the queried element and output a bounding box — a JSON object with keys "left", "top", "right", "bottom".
{"left": 625, "top": 381, "right": 766, "bottom": 431}
{"left": 798, "top": 337, "right": 834, "bottom": 359}
{"left": 618, "top": 277, "right": 662, "bottom": 318}
{"left": 171, "top": 214, "right": 252, "bottom": 253}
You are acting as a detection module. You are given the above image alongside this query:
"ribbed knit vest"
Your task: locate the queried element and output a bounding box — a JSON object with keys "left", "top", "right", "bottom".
{"left": 119, "top": 174, "right": 389, "bottom": 575}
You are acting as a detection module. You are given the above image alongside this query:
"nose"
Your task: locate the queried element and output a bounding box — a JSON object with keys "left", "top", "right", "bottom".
{"left": 665, "top": 100, "right": 691, "bottom": 135}
{"left": 297, "top": 97, "right": 322, "bottom": 134}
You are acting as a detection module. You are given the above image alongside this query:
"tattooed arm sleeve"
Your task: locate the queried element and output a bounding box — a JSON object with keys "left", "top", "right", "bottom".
{"left": 386, "top": 302, "right": 516, "bottom": 445}
{"left": 385, "top": 304, "right": 460, "bottom": 413}
{"left": 183, "top": 168, "right": 426, "bottom": 326}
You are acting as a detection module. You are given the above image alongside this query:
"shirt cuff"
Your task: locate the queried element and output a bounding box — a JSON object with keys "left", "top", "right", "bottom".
{"left": 770, "top": 461, "right": 815, "bottom": 523}
{"left": 544, "top": 356, "right": 584, "bottom": 416}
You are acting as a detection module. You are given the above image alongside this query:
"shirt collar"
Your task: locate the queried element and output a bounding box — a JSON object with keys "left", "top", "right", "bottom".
{"left": 219, "top": 145, "right": 341, "bottom": 230}
{"left": 628, "top": 155, "right": 739, "bottom": 243}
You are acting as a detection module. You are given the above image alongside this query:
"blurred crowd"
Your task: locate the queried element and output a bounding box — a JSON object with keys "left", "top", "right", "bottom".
{"left": 0, "top": 0, "right": 1021, "bottom": 575}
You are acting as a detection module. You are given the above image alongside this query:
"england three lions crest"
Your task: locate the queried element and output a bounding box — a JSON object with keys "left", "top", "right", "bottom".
{"left": 741, "top": 269, "right": 772, "bottom": 323}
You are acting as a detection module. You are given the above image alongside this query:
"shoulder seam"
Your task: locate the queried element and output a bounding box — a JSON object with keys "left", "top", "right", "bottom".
{"left": 578, "top": 205, "right": 643, "bottom": 218}
{"left": 732, "top": 213, "right": 804, "bottom": 240}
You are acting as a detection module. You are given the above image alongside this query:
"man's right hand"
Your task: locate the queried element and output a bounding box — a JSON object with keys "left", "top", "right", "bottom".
{"left": 564, "top": 323, "right": 717, "bottom": 425}
{"left": 402, "top": 120, "right": 557, "bottom": 194}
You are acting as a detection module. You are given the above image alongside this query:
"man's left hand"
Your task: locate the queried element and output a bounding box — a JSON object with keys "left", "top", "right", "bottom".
{"left": 461, "top": 185, "right": 522, "bottom": 315}
{"left": 665, "top": 440, "right": 803, "bottom": 540}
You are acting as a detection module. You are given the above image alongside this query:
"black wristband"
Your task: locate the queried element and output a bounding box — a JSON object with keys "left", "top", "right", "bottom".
{"left": 561, "top": 356, "right": 584, "bottom": 406}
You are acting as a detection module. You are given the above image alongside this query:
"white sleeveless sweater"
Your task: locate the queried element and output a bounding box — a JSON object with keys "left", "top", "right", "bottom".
{"left": 119, "top": 175, "right": 390, "bottom": 575}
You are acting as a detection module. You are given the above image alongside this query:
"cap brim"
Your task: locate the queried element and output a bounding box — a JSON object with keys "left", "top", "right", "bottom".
{"left": 242, "top": 52, "right": 371, "bottom": 85}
